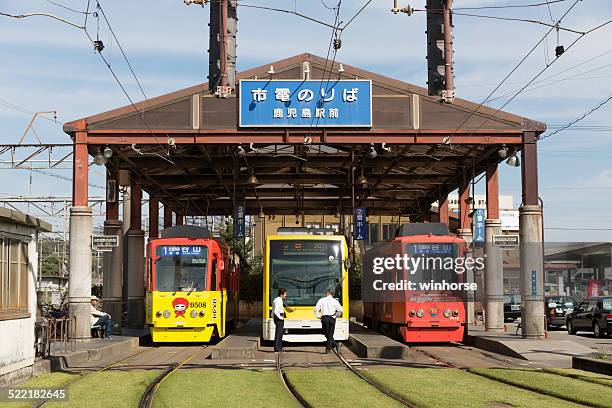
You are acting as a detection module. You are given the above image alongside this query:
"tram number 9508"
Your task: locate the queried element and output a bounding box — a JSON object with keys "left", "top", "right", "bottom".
{"left": 212, "top": 298, "right": 218, "bottom": 319}
{"left": 189, "top": 301, "right": 207, "bottom": 308}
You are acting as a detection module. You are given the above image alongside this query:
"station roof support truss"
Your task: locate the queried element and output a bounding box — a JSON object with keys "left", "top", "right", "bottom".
{"left": 64, "top": 53, "right": 545, "bottom": 218}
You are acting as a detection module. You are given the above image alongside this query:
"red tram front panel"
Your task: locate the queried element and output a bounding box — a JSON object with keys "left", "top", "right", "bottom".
{"left": 363, "top": 227, "right": 468, "bottom": 343}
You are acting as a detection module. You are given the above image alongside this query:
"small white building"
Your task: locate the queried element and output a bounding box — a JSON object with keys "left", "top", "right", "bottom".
{"left": 0, "top": 208, "right": 51, "bottom": 385}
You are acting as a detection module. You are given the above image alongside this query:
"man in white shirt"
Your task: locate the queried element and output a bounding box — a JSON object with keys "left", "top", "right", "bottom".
{"left": 272, "top": 288, "right": 293, "bottom": 352}
{"left": 91, "top": 296, "right": 113, "bottom": 339}
{"left": 314, "top": 289, "right": 343, "bottom": 354}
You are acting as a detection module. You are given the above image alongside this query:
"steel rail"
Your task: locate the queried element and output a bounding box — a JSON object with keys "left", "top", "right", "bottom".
{"left": 138, "top": 346, "right": 207, "bottom": 408}
{"left": 333, "top": 348, "right": 418, "bottom": 408}
{"left": 33, "top": 346, "right": 157, "bottom": 407}
{"left": 276, "top": 353, "right": 311, "bottom": 408}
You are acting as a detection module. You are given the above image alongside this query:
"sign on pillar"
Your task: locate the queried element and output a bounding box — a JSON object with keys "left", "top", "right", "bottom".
{"left": 354, "top": 207, "right": 367, "bottom": 241}
{"left": 473, "top": 209, "right": 485, "bottom": 243}
{"left": 234, "top": 205, "right": 245, "bottom": 239}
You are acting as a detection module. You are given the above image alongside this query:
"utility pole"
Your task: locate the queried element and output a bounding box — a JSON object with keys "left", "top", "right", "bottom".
{"left": 184, "top": 0, "right": 237, "bottom": 97}
{"left": 425, "top": 0, "right": 455, "bottom": 102}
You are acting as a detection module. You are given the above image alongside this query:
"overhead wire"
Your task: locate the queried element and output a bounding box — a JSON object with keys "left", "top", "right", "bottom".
{"left": 453, "top": 0, "right": 569, "bottom": 10}
{"left": 43, "top": 0, "right": 92, "bottom": 15}
{"left": 94, "top": 1, "right": 176, "bottom": 158}
{"left": 443, "top": 0, "right": 582, "bottom": 141}
{"left": 469, "top": 15, "right": 612, "bottom": 141}
{"left": 539, "top": 93, "right": 612, "bottom": 140}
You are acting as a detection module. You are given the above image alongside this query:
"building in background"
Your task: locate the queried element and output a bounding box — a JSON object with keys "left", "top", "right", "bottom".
{"left": 0, "top": 208, "right": 51, "bottom": 386}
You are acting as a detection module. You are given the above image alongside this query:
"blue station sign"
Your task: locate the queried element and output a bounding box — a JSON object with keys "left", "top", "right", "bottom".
{"left": 473, "top": 209, "right": 486, "bottom": 244}
{"left": 354, "top": 207, "right": 367, "bottom": 241}
{"left": 239, "top": 79, "right": 372, "bottom": 127}
{"left": 234, "top": 205, "right": 245, "bottom": 239}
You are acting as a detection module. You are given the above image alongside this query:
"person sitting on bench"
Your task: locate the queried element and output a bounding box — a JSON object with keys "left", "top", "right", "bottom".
{"left": 91, "top": 296, "right": 113, "bottom": 339}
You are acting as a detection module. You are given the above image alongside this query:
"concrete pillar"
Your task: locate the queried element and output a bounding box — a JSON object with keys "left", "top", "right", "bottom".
{"left": 484, "top": 163, "right": 503, "bottom": 332}
{"left": 458, "top": 228, "right": 474, "bottom": 324}
{"left": 520, "top": 131, "right": 545, "bottom": 338}
{"left": 519, "top": 205, "right": 545, "bottom": 338}
{"left": 484, "top": 219, "right": 503, "bottom": 331}
{"left": 102, "top": 220, "right": 122, "bottom": 333}
{"left": 126, "top": 181, "right": 145, "bottom": 329}
{"left": 69, "top": 207, "right": 93, "bottom": 339}
{"left": 69, "top": 120, "right": 92, "bottom": 340}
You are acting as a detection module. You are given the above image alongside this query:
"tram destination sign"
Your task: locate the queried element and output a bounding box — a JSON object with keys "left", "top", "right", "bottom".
{"left": 239, "top": 79, "right": 372, "bottom": 127}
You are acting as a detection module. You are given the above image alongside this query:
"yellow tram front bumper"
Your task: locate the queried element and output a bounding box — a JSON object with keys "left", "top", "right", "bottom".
{"left": 150, "top": 326, "right": 215, "bottom": 342}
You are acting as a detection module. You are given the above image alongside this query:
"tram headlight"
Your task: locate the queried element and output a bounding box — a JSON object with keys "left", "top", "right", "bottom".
{"left": 416, "top": 309, "right": 425, "bottom": 318}
{"left": 443, "top": 309, "right": 451, "bottom": 318}
{"left": 155, "top": 311, "right": 162, "bottom": 318}
{"left": 163, "top": 310, "right": 171, "bottom": 318}
{"left": 190, "top": 310, "right": 198, "bottom": 318}
{"left": 409, "top": 310, "right": 415, "bottom": 317}
{"left": 199, "top": 311, "right": 205, "bottom": 317}
{"left": 452, "top": 310, "right": 459, "bottom": 317}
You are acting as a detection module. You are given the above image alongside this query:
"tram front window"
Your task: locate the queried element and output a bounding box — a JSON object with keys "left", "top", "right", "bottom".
{"left": 404, "top": 243, "right": 459, "bottom": 284}
{"left": 155, "top": 245, "right": 208, "bottom": 292}
{"left": 269, "top": 240, "right": 343, "bottom": 307}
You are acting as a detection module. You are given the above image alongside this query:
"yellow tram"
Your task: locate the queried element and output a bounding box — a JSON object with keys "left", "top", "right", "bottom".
{"left": 262, "top": 228, "right": 350, "bottom": 342}
{"left": 145, "top": 226, "right": 239, "bottom": 342}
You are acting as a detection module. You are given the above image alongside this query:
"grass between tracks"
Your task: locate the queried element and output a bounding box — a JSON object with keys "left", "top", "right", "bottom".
{"left": 42, "top": 370, "right": 160, "bottom": 408}
{"left": 542, "top": 368, "right": 612, "bottom": 387}
{"left": 469, "top": 368, "right": 612, "bottom": 408}
{"left": 284, "top": 368, "right": 406, "bottom": 408}
{"left": 364, "top": 368, "right": 585, "bottom": 408}
{"left": 153, "top": 369, "right": 299, "bottom": 408}
{"left": 2, "top": 372, "right": 78, "bottom": 408}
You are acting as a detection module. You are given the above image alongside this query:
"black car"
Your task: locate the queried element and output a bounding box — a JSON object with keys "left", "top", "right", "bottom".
{"left": 503, "top": 294, "right": 521, "bottom": 321}
{"left": 545, "top": 296, "right": 576, "bottom": 328}
{"left": 566, "top": 296, "right": 612, "bottom": 338}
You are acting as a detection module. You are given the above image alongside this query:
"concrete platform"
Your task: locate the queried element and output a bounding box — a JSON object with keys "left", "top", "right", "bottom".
{"left": 466, "top": 325, "right": 594, "bottom": 368}
{"left": 210, "top": 319, "right": 260, "bottom": 359}
{"left": 49, "top": 335, "right": 141, "bottom": 371}
{"left": 346, "top": 322, "right": 410, "bottom": 359}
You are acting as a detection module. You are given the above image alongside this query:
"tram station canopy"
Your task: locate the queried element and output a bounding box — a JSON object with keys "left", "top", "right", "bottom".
{"left": 64, "top": 53, "right": 545, "bottom": 217}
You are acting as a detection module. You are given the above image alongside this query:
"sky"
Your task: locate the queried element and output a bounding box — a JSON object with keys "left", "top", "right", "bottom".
{"left": 1, "top": 0, "right": 612, "bottom": 241}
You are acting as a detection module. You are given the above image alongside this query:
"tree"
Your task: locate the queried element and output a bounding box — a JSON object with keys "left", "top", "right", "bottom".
{"left": 349, "top": 253, "right": 362, "bottom": 301}
{"left": 41, "top": 254, "right": 61, "bottom": 276}
{"left": 220, "top": 221, "right": 263, "bottom": 301}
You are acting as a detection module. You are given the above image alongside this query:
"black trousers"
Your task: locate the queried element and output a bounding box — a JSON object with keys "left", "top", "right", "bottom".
{"left": 273, "top": 316, "right": 284, "bottom": 352}
{"left": 321, "top": 315, "right": 337, "bottom": 350}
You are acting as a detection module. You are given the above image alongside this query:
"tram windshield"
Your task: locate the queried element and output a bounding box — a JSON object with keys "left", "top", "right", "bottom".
{"left": 404, "top": 243, "right": 459, "bottom": 284}
{"left": 269, "top": 240, "right": 343, "bottom": 306}
{"left": 155, "top": 245, "right": 208, "bottom": 292}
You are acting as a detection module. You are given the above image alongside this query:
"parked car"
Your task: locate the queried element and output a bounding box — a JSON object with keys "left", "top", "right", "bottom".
{"left": 566, "top": 296, "right": 612, "bottom": 338}
{"left": 545, "top": 296, "right": 576, "bottom": 328}
{"left": 503, "top": 294, "right": 521, "bottom": 321}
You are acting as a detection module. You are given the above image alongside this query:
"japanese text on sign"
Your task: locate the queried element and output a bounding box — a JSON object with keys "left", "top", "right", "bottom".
{"left": 354, "top": 207, "right": 367, "bottom": 241}
{"left": 160, "top": 246, "right": 203, "bottom": 257}
{"left": 240, "top": 80, "right": 372, "bottom": 127}
{"left": 473, "top": 209, "right": 485, "bottom": 243}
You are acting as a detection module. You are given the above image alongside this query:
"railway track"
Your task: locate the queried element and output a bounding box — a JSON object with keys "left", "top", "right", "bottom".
{"left": 413, "top": 346, "right": 599, "bottom": 408}
{"left": 33, "top": 346, "right": 157, "bottom": 408}
{"left": 276, "top": 352, "right": 312, "bottom": 408}
{"left": 138, "top": 346, "right": 207, "bottom": 408}
{"left": 333, "top": 347, "right": 418, "bottom": 408}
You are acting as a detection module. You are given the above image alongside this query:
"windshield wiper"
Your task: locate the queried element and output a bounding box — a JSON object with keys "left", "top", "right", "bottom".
{"left": 187, "top": 278, "right": 204, "bottom": 296}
